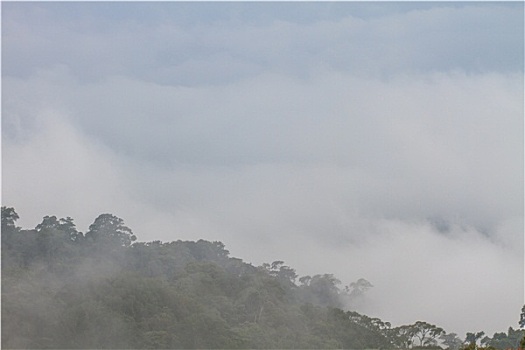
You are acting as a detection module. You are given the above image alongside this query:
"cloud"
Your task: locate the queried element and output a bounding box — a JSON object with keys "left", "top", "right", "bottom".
{"left": 2, "top": 111, "right": 128, "bottom": 231}
{"left": 3, "top": 3, "right": 523, "bottom": 85}
{"left": 3, "top": 67, "right": 523, "bottom": 336}
{"left": 2, "top": 1, "right": 523, "bottom": 338}
{"left": 5, "top": 68, "right": 521, "bottom": 230}
{"left": 336, "top": 219, "right": 523, "bottom": 336}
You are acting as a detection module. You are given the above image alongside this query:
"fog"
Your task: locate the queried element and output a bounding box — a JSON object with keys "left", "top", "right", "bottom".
{"left": 2, "top": 2, "right": 523, "bottom": 337}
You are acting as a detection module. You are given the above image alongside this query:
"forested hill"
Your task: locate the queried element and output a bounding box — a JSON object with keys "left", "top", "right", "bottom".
{"left": 2, "top": 207, "right": 524, "bottom": 350}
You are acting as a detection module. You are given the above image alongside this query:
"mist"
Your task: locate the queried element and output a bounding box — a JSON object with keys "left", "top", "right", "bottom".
{"left": 2, "top": 1, "right": 523, "bottom": 339}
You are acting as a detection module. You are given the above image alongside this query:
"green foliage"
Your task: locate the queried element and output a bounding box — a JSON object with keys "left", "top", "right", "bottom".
{"left": 1, "top": 206, "right": 19, "bottom": 229}
{"left": 465, "top": 331, "right": 486, "bottom": 345}
{"left": 484, "top": 328, "right": 525, "bottom": 349}
{"left": 298, "top": 273, "right": 342, "bottom": 308}
{"left": 2, "top": 208, "right": 523, "bottom": 349}
{"left": 85, "top": 213, "right": 136, "bottom": 248}
{"left": 1, "top": 206, "right": 21, "bottom": 255}
{"left": 461, "top": 327, "right": 525, "bottom": 350}
{"left": 410, "top": 321, "right": 445, "bottom": 347}
{"left": 441, "top": 332, "right": 463, "bottom": 350}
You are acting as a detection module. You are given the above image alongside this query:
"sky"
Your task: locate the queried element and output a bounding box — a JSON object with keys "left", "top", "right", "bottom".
{"left": 2, "top": 1, "right": 524, "bottom": 338}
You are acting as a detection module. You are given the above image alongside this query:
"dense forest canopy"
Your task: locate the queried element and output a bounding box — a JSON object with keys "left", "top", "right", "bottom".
{"left": 2, "top": 207, "right": 524, "bottom": 349}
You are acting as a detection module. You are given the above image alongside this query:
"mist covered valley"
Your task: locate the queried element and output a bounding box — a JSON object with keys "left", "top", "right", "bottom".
{"left": 2, "top": 4, "right": 523, "bottom": 348}
{"left": 2, "top": 207, "right": 524, "bottom": 349}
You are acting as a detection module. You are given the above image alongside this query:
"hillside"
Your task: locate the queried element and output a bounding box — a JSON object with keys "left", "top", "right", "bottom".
{"left": 2, "top": 207, "right": 523, "bottom": 349}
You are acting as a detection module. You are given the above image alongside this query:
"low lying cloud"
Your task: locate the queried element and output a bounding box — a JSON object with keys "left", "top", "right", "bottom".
{"left": 5, "top": 69, "right": 521, "bottom": 230}
{"left": 3, "top": 73, "right": 522, "bottom": 336}
{"left": 3, "top": 1, "right": 523, "bottom": 339}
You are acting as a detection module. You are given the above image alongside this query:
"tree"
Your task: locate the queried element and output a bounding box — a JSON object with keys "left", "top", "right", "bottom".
{"left": 264, "top": 261, "right": 298, "bottom": 285}
{"left": 389, "top": 322, "right": 445, "bottom": 349}
{"left": 486, "top": 332, "right": 511, "bottom": 349}
{"left": 1, "top": 207, "right": 20, "bottom": 249}
{"left": 58, "top": 217, "right": 83, "bottom": 242}
{"left": 480, "top": 335, "right": 491, "bottom": 348}
{"left": 506, "top": 327, "right": 525, "bottom": 349}
{"left": 465, "top": 331, "right": 485, "bottom": 347}
{"left": 298, "top": 275, "right": 311, "bottom": 286}
{"left": 185, "top": 240, "right": 230, "bottom": 263}
{"left": 35, "top": 215, "right": 61, "bottom": 232}
{"left": 390, "top": 324, "right": 414, "bottom": 348}
{"left": 480, "top": 328, "right": 525, "bottom": 349}
{"left": 8, "top": 209, "right": 474, "bottom": 350}
{"left": 1, "top": 206, "right": 19, "bottom": 229}
{"left": 441, "top": 332, "right": 463, "bottom": 350}
{"left": 345, "top": 278, "right": 373, "bottom": 299}
{"left": 85, "top": 214, "right": 136, "bottom": 248}
{"left": 346, "top": 311, "right": 391, "bottom": 340}
{"left": 412, "top": 321, "right": 445, "bottom": 346}
{"left": 305, "top": 274, "right": 342, "bottom": 307}
{"left": 31, "top": 215, "right": 84, "bottom": 272}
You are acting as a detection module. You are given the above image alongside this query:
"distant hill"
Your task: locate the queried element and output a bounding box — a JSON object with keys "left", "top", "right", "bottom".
{"left": 2, "top": 207, "right": 523, "bottom": 349}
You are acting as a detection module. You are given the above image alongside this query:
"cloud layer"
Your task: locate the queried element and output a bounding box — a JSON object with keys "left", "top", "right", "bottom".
{"left": 2, "top": 2, "right": 523, "bottom": 337}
